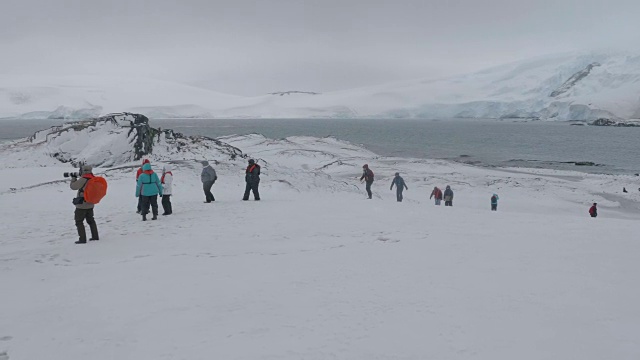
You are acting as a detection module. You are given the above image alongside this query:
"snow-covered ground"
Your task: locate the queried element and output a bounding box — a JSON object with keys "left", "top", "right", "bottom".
{"left": 1, "top": 129, "right": 639, "bottom": 359}
{"left": 2, "top": 51, "right": 640, "bottom": 121}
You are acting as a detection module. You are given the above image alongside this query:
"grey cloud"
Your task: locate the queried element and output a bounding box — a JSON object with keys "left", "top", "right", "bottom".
{"left": 2, "top": 0, "right": 640, "bottom": 95}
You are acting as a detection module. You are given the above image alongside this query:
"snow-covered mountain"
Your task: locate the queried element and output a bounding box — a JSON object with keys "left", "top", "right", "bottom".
{"left": 2, "top": 52, "right": 640, "bottom": 120}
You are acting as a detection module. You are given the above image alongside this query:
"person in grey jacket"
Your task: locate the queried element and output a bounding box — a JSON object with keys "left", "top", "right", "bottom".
{"left": 443, "top": 185, "right": 454, "bottom": 207}
{"left": 201, "top": 160, "right": 217, "bottom": 203}
{"left": 70, "top": 165, "right": 99, "bottom": 244}
{"left": 390, "top": 172, "right": 408, "bottom": 202}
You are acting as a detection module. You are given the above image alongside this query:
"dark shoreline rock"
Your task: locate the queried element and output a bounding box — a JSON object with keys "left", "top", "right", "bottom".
{"left": 590, "top": 118, "right": 640, "bottom": 127}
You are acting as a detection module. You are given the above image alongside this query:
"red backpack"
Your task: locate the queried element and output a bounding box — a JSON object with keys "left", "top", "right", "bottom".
{"left": 84, "top": 176, "right": 108, "bottom": 204}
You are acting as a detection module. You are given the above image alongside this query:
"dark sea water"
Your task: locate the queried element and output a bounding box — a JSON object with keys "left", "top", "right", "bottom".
{"left": 2, "top": 118, "right": 639, "bottom": 175}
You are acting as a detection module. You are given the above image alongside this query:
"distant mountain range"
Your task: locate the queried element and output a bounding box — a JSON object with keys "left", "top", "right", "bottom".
{"left": 2, "top": 52, "right": 639, "bottom": 121}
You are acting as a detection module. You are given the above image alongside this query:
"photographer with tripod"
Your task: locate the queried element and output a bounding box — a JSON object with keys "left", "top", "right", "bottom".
{"left": 68, "top": 165, "right": 100, "bottom": 244}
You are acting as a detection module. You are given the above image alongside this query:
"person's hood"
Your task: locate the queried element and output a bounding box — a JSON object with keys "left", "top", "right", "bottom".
{"left": 202, "top": 161, "right": 209, "bottom": 167}
{"left": 446, "top": 186, "right": 451, "bottom": 189}
{"left": 163, "top": 165, "right": 172, "bottom": 173}
{"left": 142, "top": 163, "right": 152, "bottom": 171}
{"left": 493, "top": 194, "right": 498, "bottom": 197}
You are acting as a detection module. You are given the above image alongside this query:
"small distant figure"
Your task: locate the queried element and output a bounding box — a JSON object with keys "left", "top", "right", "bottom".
{"left": 589, "top": 203, "right": 598, "bottom": 218}
{"left": 623, "top": 187, "right": 628, "bottom": 193}
{"left": 136, "top": 159, "right": 150, "bottom": 214}
{"left": 360, "top": 164, "right": 375, "bottom": 199}
{"left": 443, "top": 185, "right": 454, "bottom": 207}
{"left": 161, "top": 165, "right": 173, "bottom": 216}
{"left": 201, "top": 161, "right": 217, "bottom": 203}
{"left": 243, "top": 159, "right": 261, "bottom": 201}
{"left": 390, "top": 172, "right": 408, "bottom": 202}
{"left": 136, "top": 161, "right": 163, "bottom": 221}
{"left": 491, "top": 193, "right": 499, "bottom": 211}
{"left": 430, "top": 186, "right": 443, "bottom": 205}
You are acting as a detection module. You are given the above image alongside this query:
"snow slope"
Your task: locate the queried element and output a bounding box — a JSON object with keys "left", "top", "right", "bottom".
{"left": 1, "top": 119, "right": 639, "bottom": 359}
{"left": 2, "top": 52, "right": 640, "bottom": 121}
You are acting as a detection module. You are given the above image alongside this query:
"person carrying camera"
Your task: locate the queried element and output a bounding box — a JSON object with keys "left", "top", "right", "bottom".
{"left": 70, "top": 165, "right": 99, "bottom": 244}
{"left": 136, "top": 161, "right": 163, "bottom": 221}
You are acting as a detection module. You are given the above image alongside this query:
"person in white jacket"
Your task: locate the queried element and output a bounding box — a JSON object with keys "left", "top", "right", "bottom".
{"left": 161, "top": 165, "right": 173, "bottom": 215}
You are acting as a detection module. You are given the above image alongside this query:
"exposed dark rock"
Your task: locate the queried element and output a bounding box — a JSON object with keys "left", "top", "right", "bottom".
{"left": 550, "top": 62, "right": 601, "bottom": 97}
{"left": 590, "top": 118, "right": 640, "bottom": 127}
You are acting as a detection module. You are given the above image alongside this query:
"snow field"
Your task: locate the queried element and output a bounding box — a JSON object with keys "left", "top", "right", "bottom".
{"left": 1, "top": 148, "right": 639, "bottom": 359}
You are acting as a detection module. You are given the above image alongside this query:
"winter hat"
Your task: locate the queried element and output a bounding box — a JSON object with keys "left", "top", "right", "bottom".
{"left": 142, "top": 159, "right": 150, "bottom": 165}
{"left": 446, "top": 185, "right": 451, "bottom": 189}
{"left": 363, "top": 164, "right": 368, "bottom": 168}
{"left": 83, "top": 165, "right": 93, "bottom": 173}
{"left": 202, "top": 160, "right": 209, "bottom": 166}
{"left": 395, "top": 172, "right": 400, "bottom": 176}
{"left": 248, "top": 159, "right": 255, "bottom": 164}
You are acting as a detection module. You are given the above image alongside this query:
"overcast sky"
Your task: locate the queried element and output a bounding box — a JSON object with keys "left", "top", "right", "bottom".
{"left": 2, "top": 0, "right": 640, "bottom": 96}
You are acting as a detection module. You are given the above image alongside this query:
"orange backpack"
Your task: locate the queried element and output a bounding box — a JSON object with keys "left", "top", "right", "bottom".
{"left": 84, "top": 176, "right": 108, "bottom": 204}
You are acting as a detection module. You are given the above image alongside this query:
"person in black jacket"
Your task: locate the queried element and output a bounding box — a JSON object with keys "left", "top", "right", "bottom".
{"left": 360, "top": 164, "right": 374, "bottom": 199}
{"left": 443, "top": 185, "right": 454, "bottom": 206}
{"left": 243, "top": 159, "right": 261, "bottom": 201}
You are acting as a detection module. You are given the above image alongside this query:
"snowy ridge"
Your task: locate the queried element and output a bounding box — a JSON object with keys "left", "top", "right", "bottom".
{"left": 2, "top": 52, "right": 640, "bottom": 121}
{"left": 0, "top": 113, "right": 244, "bottom": 168}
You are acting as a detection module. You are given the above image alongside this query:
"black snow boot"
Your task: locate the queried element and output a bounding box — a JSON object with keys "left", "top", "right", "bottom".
{"left": 142, "top": 214, "right": 147, "bottom": 221}
{"left": 75, "top": 240, "right": 87, "bottom": 244}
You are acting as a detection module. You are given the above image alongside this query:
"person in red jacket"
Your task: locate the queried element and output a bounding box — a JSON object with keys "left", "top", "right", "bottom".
{"left": 430, "top": 186, "right": 443, "bottom": 205}
{"left": 589, "top": 203, "right": 598, "bottom": 218}
{"left": 136, "top": 159, "right": 150, "bottom": 213}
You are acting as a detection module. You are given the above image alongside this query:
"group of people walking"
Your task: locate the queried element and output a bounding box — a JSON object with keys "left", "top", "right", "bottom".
{"left": 429, "top": 186, "right": 455, "bottom": 207}
{"left": 132, "top": 158, "right": 261, "bottom": 222}
{"left": 69, "top": 159, "right": 607, "bottom": 244}
{"left": 364, "top": 164, "right": 499, "bottom": 210}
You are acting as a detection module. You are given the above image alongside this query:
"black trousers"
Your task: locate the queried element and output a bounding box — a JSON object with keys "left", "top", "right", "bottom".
{"left": 162, "top": 195, "right": 173, "bottom": 214}
{"left": 491, "top": 204, "right": 497, "bottom": 211}
{"left": 141, "top": 195, "right": 158, "bottom": 216}
{"left": 203, "top": 181, "right": 215, "bottom": 202}
{"left": 75, "top": 208, "right": 98, "bottom": 242}
{"left": 396, "top": 188, "right": 404, "bottom": 202}
{"left": 243, "top": 181, "right": 260, "bottom": 200}
{"left": 137, "top": 196, "right": 143, "bottom": 212}
{"left": 445, "top": 201, "right": 453, "bottom": 206}
{"left": 365, "top": 181, "right": 373, "bottom": 199}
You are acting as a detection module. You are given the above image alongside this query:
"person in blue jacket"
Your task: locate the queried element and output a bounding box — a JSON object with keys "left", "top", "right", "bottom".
{"left": 136, "top": 162, "right": 163, "bottom": 221}
{"left": 390, "top": 172, "right": 408, "bottom": 202}
{"left": 491, "top": 193, "right": 499, "bottom": 211}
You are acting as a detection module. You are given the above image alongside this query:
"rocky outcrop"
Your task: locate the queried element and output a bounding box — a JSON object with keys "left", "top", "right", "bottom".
{"left": 11, "top": 112, "right": 245, "bottom": 167}
{"left": 550, "top": 62, "right": 601, "bottom": 97}
{"left": 590, "top": 118, "right": 640, "bottom": 127}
